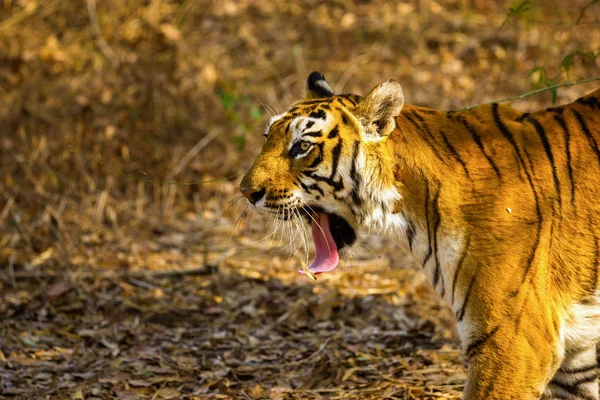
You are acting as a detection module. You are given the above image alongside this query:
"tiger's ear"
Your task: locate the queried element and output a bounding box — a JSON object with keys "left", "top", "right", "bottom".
{"left": 305, "top": 71, "right": 334, "bottom": 100}
{"left": 356, "top": 80, "right": 404, "bottom": 138}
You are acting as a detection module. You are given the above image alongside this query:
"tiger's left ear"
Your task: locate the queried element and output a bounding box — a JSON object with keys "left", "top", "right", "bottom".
{"left": 305, "top": 71, "right": 334, "bottom": 99}
{"left": 356, "top": 80, "right": 404, "bottom": 138}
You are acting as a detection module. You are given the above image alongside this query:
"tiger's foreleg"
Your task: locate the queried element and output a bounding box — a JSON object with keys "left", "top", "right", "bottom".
{"left": 461, "top": 304, "right": 561, "bottom": 399}
{"left": 542, "top": 345, "right": 599, "bottom": 400}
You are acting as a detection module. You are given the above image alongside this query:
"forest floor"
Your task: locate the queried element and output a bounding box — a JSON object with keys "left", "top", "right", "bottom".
{"left": 1, "top": 0, "right": 599, "bottom": 399}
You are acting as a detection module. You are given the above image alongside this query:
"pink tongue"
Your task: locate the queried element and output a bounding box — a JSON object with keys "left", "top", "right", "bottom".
{"left": 298, "top": 213, "right": 340, "bottom": 275}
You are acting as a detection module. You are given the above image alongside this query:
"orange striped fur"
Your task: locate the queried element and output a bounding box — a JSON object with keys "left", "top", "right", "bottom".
{"left": 240, "top": 72, "right": 600, "bottom": 399}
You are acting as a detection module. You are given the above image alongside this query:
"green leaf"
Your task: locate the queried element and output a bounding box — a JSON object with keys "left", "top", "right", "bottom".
{"left": 576, "top": 0, "right": 600, "bottom": 24}
{"left": 560, "top": 50, "right": 599, "bottom": 75}
{"left": 502, "top": 0, "right": 532, "bottom": 27}
{"left": 234, "top": 133, "right": 246, "bottom": 150}
{"left": 528, "top": 66, "right": 547, "bottom": 87}
{"left": 550, "top": 86, "right": 558, "bottom": 104}
{"left": 250, "top": 106, "right": 263, "bottom": 121}
{"left": 561, "top": 53, "right": 574, "bottom": 73}
{"left": 218, "top": 90, "right": 236, "bottom": 112}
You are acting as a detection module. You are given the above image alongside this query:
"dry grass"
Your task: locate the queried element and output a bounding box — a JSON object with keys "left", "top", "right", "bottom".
{"left": 1, "top": 0, "right": 599, "bottom": 398}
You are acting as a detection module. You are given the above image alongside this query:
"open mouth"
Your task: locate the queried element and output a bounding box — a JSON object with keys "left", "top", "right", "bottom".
{"left": 298, "top": 208, "right": 356, "bottom": 276}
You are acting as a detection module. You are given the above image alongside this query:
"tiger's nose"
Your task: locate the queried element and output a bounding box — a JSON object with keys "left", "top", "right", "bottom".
{"left": 240, "top": 187, "right": 266, "bottom": 205}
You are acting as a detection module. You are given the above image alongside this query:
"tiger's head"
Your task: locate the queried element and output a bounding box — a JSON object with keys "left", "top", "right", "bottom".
{"left": 240, "top": 72, "right": 405, "bottom": 275}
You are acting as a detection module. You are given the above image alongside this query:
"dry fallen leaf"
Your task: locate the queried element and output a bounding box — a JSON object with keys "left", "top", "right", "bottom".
{"left": 157, "top": 387, "right": 180, "bottom": 399}
{"left": 301, "top": 262, "right": 317, "bottom": 281}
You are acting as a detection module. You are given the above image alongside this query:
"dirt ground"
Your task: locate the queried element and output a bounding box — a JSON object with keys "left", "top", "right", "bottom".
{"left": 1, "top": 1, "right": 599, "bottom": 399}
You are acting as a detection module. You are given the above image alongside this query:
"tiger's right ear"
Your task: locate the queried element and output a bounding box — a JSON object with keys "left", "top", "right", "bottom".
{"left": 356, "top": 80, "right": 404, "bottom": 138}
{"left": 305, "top": 71, "right": 334, "bottom": 100}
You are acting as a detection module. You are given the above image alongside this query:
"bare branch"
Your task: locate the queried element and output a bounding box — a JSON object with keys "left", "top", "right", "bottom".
{"left": 456, "top": 77, "right": 600, "bottom": 111}
{"left": 85, "top": 0, "right": 119, "bottom": 65}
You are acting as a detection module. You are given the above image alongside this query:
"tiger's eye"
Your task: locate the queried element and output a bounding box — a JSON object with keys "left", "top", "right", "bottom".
{"left": 300, "top": 142, "right": 311, "bottom": 151}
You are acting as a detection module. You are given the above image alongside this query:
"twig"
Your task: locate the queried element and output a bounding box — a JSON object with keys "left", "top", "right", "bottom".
{"left": 126, "top": 248, "right": 236, "bottom": 279}
{"left": 168, "top": 129, "right": 221, "bottom": 178}
{"left": 85, "top": 0, "right": 119, "bottom": 65}
{"left": 0, "top": 196, "right": 15, "bottom": 223}
{"left": 0, "top": 248, "right": 237, "bottom": 283}
{"left": 127, "top": 277, "right": 156, "bottom": 290}
{"left": 0, "top": 266, "right": 214, "bottom": 282}
{"left": 0, "top": 2, "right": 38, "bottom": 31}
{"left": 56, "top": 131, "right": 240, "bottom": 186}
{"left": 456, "top": 77, "right": 600, "bottom": 111}
{"left": 150, "top": 381, "right": 166, "bottom": 400}
{"left": 7, "top": 256, "right": 16, "bottom": 287}
{"left": 0, "top": 270, "right": 53, "bottom": 281}
{"left": 126, "top": 265, "right": 216, "bottom": 279}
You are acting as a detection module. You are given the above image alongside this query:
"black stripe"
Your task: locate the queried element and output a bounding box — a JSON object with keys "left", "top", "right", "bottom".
{"left": 308, "top": 184, "right": 324, "bottom": 196}
{"left": 299, "top": 180, "right": 325, "bottom": 196}
{"left": 576, "top": 96, "right": 600, "bottom": 110}
{"left": 439, "top": 130, "right": 470, "bottom": 177}
{"left": 341, "top": 113, "right": 348, "bottom": 125}
{"left": 307, "top": 143, "right": 324, "bottom": 168}
{"left": 349, "top": 141, "right": 362, "bottom": 206}
{"left": 492, "top": 103, "right": 527, "bottom": 169}
{"left": 305, "top": 120, "right": 315, "bottom": 129}
{"left": 407, "top": 220, "right": 416, "bottom": 252}
{"left": 451, "top": 234, "right": 471, "bottom": 305}
{"left": 423, "top": 180, "right": 432, "bottom": 267}
{"left": 328, "top": 125, "right": 339, "bottom": 139}
{"left": 431, "top": 186, "right": 444, "bottom": 294}
{"left": 422, "top": 180, "right": 433, "bottom": 267}
{"left": 455, "top": 115, "right": 502, "bottom": 179}
{"left": 303, "top": 171, "right": 344, "bottom": 191}
{"left": 528, "top": 116, "right": 562, "bottom": 208}
{"left": 559, "top": 364, "right": 598, "bottom": 375}
{"left": 336, "top": 96, "right": 356, "bottom": 108}
{"left": 466, "top": 325, "right": 500, "bottom": 359}
{"left": 516, "top": 112, "right": 531, "bottom": 122}
{"left": 569, "top": 372, "right": 599, "bottom": 386}
{"left": 411, "top": 110, "right": 426, "bottom": 122}
{"left": 493, "top": 104, "right": 543, "bottom": 286}
{"left": 338, "top": 94, "right": 361, "bottom": 106}
{"left": 403, "top": 113, "right": 447, "bottom": 165}
{"left": 548, "top": 379, "right": 597, "bottom": 400}
{"left": 329, "top": 139, "right": 343, "bottom": 181}
{"left": 456, "top": 273, "right": 477, "bottom": 322}
{"left": 298, "top": 99, "right": 332, "bottom": 107}
{"left": 410, "top": 112, "right": 443, "bottom": 151}
{"left": 309, "top": 109, "right": 327, "bottom": 120}
{"left": 553, "top": 114, "right": 576, "bottom": 207}
{"left": 304, "top": 130, "right": 323, "bottom": 138}
{"left": 518, "top": 148, "right": 544, "bottom": 285}
{"left": 572, "top": 108, "right": 600, "bottom": 167}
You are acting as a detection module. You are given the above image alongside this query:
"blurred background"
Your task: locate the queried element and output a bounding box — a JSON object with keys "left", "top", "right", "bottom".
{"left": 1, "top": 0, "right": 599, "bottom": 399}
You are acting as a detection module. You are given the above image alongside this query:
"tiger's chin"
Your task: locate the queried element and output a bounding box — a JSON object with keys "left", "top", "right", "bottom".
{"left": 298, "top": 206, "right": 357, "bottom": 276}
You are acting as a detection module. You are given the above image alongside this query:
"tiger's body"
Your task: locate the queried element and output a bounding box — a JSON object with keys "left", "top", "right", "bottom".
{"left": 240, "top": 72, "right": 600, "bottom": 399}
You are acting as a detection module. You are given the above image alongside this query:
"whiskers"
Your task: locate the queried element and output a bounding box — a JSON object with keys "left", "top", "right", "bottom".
{"left": 251, "top": 93, "right": 279, "bottom": 118}
{"left": 232, "top": 199, "right": 314, "bottom": 265}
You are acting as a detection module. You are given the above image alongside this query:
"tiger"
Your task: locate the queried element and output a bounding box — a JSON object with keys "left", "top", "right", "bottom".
{"left": 239, "top": 71, "right": 600, "bottom": 399}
